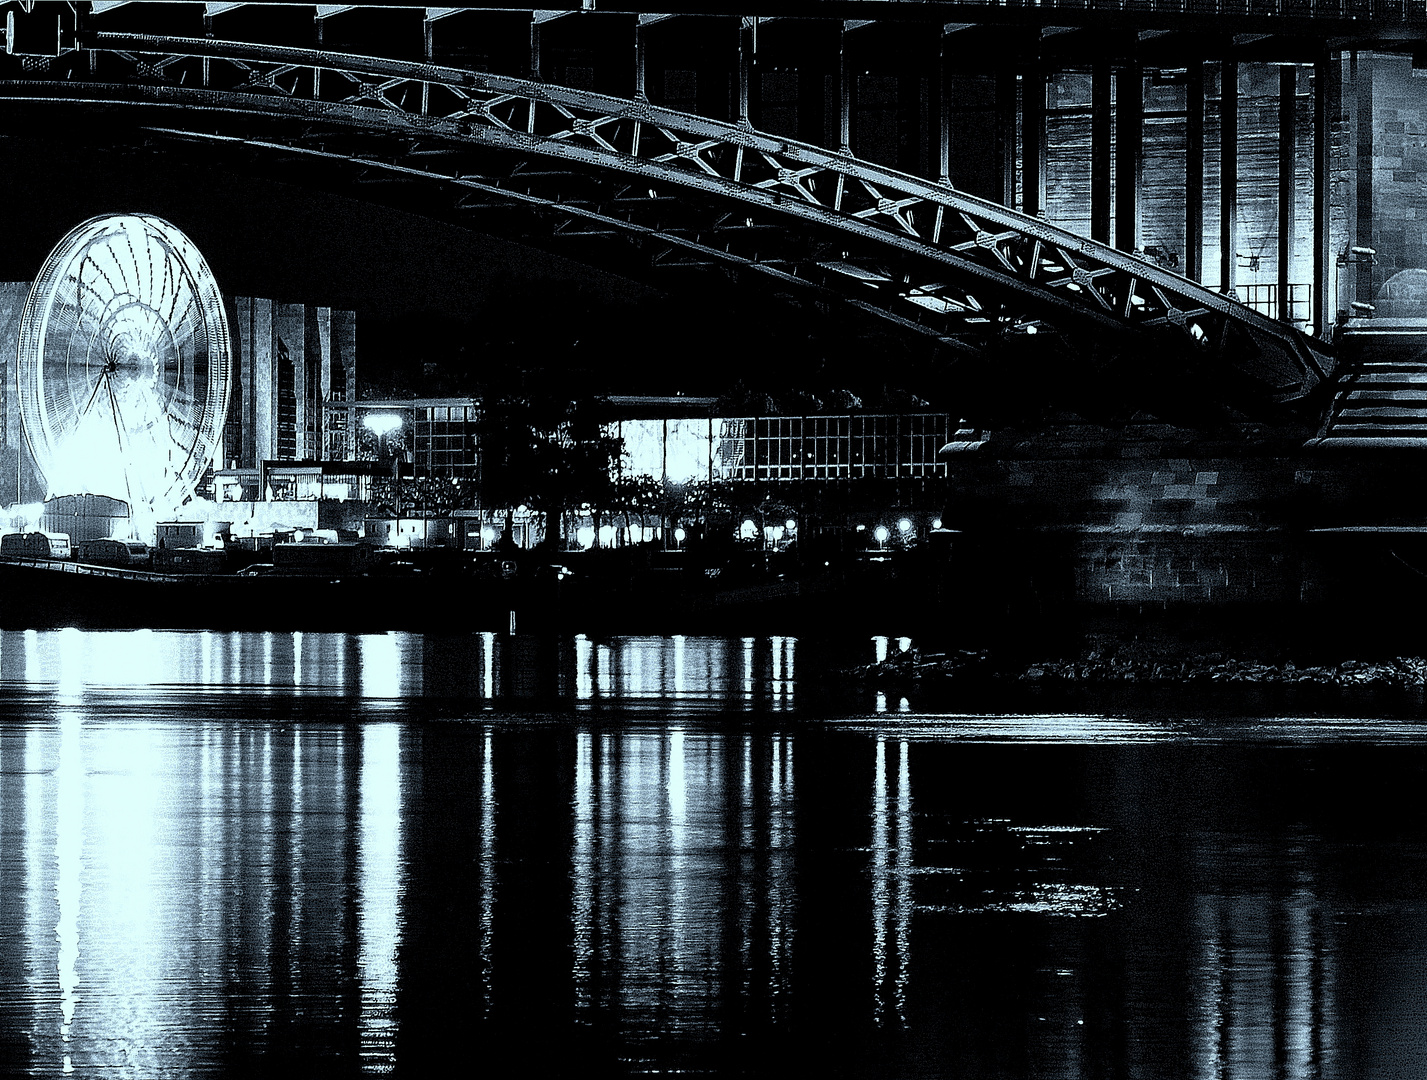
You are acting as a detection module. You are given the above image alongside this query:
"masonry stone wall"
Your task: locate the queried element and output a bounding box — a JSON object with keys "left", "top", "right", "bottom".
{"left": 941, "top": 423, "right": 1427, "bottom": 615}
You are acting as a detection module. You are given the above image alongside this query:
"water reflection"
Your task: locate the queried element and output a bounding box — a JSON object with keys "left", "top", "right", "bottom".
{"left": 358, "top": 725, "right": 403, "bottom": 1073}
{"left": 3, "top": 632, "right": 1427, "bottom": 1075}
{"left": 0, "top": 630, "right": 801, "bottom": 710}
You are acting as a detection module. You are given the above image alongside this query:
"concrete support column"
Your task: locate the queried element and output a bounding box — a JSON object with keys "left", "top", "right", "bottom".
{"left": 838, "top": 22, "right": 853, "bottom": 153}
{"left": 634, "top": 17, "right": 647, "bottom": 100}
{"left": 936, "top": 30, "right": 951, "bottom": 183}
{"left": 1220, "top": 59, "right": 1239, "bottom": 296}
{"left": 994, "top": 68, "right": 1018, "bottom": 209}
{"left": 1022, "top": 64, "right": 1047, "bottom": 216}
{"left": 1116, "top": 63, "right": 1143, "bottom": 251}
{"left": 1354, "top": 51, "right": 1374, "bottom": 306}
{"left": 1186, "top": 60, "right": 1205, "bottom": 283}
{"left": 1091, "top": 61, "right": 1112, "bottom": 245}
{"left": 737, "top": 16, "right": 754, "bottom": 126}
{"left": 1278, "top": 64, "right": 1298, "bottom": 323}
{"left": 1313, "top": 53, "right": 1336, "bottom": 336}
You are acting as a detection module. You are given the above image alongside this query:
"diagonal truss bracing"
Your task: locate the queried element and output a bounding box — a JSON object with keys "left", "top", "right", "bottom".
{"left": 0, "top": 32, "right": 1334, "bottom": 404}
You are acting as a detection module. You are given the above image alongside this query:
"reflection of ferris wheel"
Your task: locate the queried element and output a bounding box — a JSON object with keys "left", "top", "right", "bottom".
{"left": 16, "top": 214, "right": 232, "bottom": 511}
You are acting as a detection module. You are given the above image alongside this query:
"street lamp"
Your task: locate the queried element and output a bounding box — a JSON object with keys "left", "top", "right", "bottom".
{"left": 874, "top": 525, "right": 889, "bottom": 549}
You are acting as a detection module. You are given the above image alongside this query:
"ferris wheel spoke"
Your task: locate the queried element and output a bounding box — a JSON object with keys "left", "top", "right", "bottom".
{"left": 79, "top": 372, "right": 107, "bottom": 418}
{"left": 22, "top": 215, "right": 231, "bottom": 510}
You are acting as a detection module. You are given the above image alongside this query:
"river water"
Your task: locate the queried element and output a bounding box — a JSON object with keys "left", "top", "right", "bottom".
{"left": 1, "top": 629, "right": 1425, "bottom": 1077}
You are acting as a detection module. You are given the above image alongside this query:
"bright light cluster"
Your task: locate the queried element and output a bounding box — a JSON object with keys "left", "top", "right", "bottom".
{"left": 16, "top": 215, "right": 232, "bottom": 517}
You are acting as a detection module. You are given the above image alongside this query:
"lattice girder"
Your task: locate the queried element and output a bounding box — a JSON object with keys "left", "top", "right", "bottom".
{"left": 0, "top": 32, "right": 1334, "bottom": 402}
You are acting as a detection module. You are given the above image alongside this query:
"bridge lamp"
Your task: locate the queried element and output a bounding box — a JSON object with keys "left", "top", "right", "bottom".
{"left": 785, "top": 518, "right": 796, "bottom": 533}
{"left": 674, "top": 526, "right": 686, "bottom": 546}
{"left": 874, "top": 525, "right": 889, "bottom": 547}
{"left": 897, "top": 518, "right": 913, "bottom": 535}
{"left": 932, "top": 518, "right": 943, "bottom": 530}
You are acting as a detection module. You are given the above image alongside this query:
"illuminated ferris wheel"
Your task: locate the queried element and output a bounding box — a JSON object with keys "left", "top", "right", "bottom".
{"left": 16, "top": 214, "right": 232, "bottom": 512}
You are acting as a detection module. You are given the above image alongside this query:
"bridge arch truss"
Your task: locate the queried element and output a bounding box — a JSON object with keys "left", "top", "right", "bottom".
{"left": 0, "top": 33, "right": 1333, "bottom": 409}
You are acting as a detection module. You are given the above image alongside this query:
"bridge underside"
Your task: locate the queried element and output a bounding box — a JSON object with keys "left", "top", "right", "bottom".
{"left": 0, "top": 31, "right": 1336, "bottom": 423}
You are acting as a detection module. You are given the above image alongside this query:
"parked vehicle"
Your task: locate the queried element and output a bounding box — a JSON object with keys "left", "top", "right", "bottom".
{"left": 0, "top": 530, "right": 72, "bottom": 560}
{"left": 80, "top": 538, "right": 150, "bottom": 567}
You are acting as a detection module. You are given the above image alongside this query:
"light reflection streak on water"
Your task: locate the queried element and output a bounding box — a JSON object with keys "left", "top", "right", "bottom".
{"left": 872, "top": 737, "right": 888, "bottom": 1025}
{"left": 871, "top": 737, "right": 911, "bottom": 1027}
{"left": 259, "top": 729, "right": 275, "bottom": 1012}
{"left": 24, "top": 720, "right": 48, "bottom": 1066}
{"left": 768, "top": 735, "right": 795, "bottom": 1014}
{"left": 480, "top": 728, "right": 495, "bottom": 1015}
{"left": 89, "top": 723, "right": 169, "bottom": 1075}
{"left": 1192, "top": 858, "right": 1336, "bottom": 1079}
{"left": 287, "top": 728, "right": 306, "bottom": 985}
{"left": 667, "top": 728, "right": 688, "bottom": 1024}
{"left": 358, "top": 724, "right": 404, "bottom": 1074}
{"left": 770, "top": 636, "right": 795, "bottom": 710}
{"left": 837, "top": 713, "right": 1180, "bottom": 743}
{"left": 598, "top": 640, "right": 612, "bottom": 699}
{"left": 895, "top": 741, "right": 910, "bottom": 1019}
{"left": 481, "top": 631, "right": 496, "bottom": 699}
{"left": 199, "top": 726, "right": 220, "bottom": 1012}
{"left": 572, "top": 731, "right": 593, "bottom": 1013}
{"left": 54, "top": 711, "right": 81, "bottom": 1075}
{"left": 742, "top": 637, "right": 755, "bottom": 702}
{"left": 360, "top": 635, "right": 401, "bottom": 700}
{"left": 740, "top": 735, "right": 753, "bottom": 1000}
{"left": 575, "top": 635, "right": 593, "bottom": 700}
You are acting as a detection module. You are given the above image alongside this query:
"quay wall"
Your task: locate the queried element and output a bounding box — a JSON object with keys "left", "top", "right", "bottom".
{"left": 938, "top": 423, "right": 1427, "bottom": 644}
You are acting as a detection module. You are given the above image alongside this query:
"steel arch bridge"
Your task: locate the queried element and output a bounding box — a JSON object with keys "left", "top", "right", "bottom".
{"left": 0, "top": 32, "right": 1334, "bottom": 410}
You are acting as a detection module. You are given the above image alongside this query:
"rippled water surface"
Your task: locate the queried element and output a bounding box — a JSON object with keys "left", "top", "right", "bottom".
{"left": 2, "top": 629, "right": 1427, "bottom": 1077}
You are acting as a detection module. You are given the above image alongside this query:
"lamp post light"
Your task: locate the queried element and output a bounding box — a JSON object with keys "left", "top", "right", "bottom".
{"left": 874, "top": 525, "right": 889, "bottom": 550}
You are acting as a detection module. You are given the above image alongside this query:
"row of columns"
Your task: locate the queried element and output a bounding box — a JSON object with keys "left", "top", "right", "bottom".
{"left": 1022, "top": 57, "right": 1338, "bottom": 334}
{"left": 410, "top": 9, "right": 1348, "bottom": 331}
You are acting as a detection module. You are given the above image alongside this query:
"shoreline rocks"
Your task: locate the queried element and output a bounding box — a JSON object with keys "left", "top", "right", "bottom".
{"left": 846, "top": 649, "right": 1427, "bottom": 689}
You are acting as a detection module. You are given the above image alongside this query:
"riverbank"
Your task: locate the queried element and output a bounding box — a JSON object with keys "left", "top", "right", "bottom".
{"left": 847, "top": 645, "right": 1427, "bottom": 691}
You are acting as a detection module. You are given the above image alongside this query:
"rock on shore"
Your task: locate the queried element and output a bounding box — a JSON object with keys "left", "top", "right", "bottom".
{"left": 847, "top": 649, "right": 1427, "bottom": 688}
